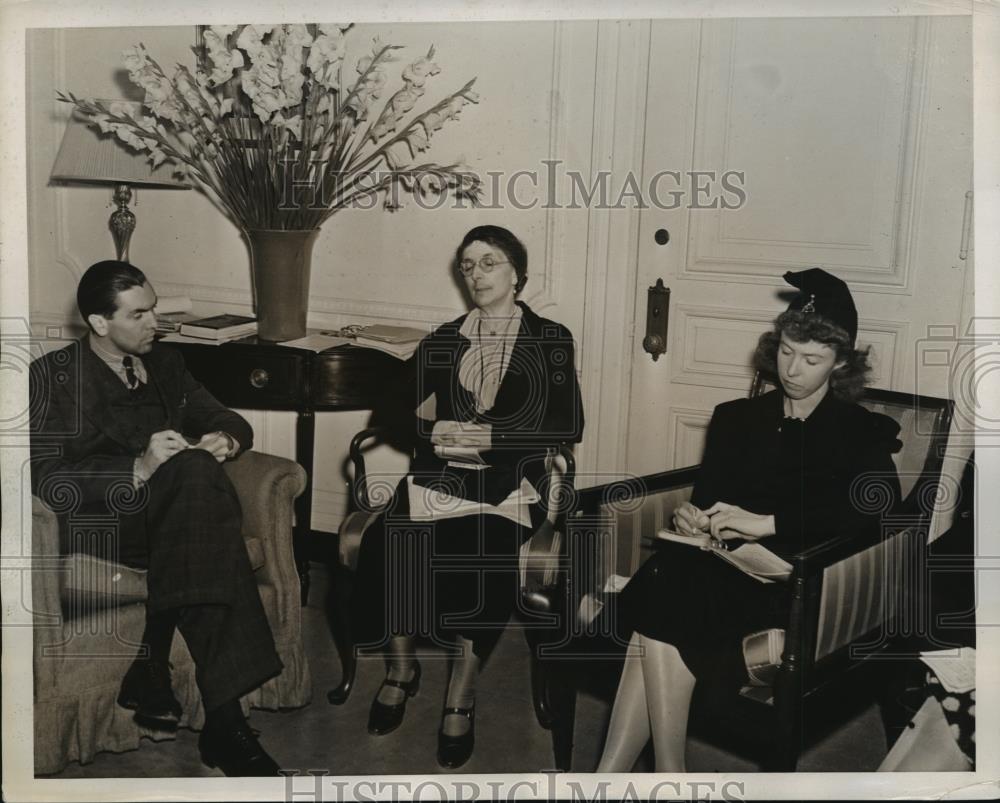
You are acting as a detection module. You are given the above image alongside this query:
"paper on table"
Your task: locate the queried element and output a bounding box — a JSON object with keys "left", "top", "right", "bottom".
{"left": 920, "top": 646, "right": 976, "bottom": 694}
{"left": 406, "top": 475, "right": 539, "bottom": 527}
{"left": 277, "top": 333, "right": 352, "bottom": 352}
{"left": 160, "top": 333, "right": 225, "bottom": 346}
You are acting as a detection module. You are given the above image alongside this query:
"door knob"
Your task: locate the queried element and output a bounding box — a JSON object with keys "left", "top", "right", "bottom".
{"left": 643, "top": 278, "right": 670, "bottom": 361}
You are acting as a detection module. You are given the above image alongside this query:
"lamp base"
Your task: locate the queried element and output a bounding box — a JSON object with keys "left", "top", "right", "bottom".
{"left": 110, "top": 183, "right": 136, "bottom": 263}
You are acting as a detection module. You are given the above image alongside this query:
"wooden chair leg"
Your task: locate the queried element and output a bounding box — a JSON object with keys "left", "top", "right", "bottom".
{"left": 530, "top": 653, "right": 556, "bottom": 729}
{"left": 548, "top": 659, "right": 577, "bottom": 771}
{"left": 327, "top": 564, "right": 357, "bottom": 705}
{"left": 768, "top": 666, "right": 803, "bottom": 771}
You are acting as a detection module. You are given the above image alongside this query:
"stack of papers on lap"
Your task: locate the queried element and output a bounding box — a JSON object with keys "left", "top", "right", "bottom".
{"left": 407, "top": 476, "right": 539, "bottom": 527}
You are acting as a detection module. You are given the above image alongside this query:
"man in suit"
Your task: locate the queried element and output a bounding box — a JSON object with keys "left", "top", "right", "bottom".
{"left": 30, "top": 260, "right": 282, "bottom": 776}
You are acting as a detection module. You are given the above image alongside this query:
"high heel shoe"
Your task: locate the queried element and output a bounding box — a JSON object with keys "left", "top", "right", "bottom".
{"left": 436, "top": 704, "right": 475, "bottom": 769}
{"left": 367, "top": 661, "right": 421, "bottom": 736}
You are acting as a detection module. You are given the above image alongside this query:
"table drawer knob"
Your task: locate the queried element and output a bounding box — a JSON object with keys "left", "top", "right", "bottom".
{"left": 249, "top": 368, "right": 270, "bottom": 389}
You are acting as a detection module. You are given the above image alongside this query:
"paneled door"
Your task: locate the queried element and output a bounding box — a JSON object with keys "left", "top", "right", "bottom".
{"left": 623, "top": 15, "right": 972, "bottom": 482}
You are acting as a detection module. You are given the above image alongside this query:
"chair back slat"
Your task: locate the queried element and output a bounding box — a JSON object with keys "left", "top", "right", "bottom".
{"left": 814, "top": 528, "right": 917, "bottom": 660}
{"left": 597, "top": 485, "right": 694, "bottom": 577}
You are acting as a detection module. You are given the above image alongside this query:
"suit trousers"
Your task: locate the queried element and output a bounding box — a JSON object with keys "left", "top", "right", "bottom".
{"left": 70, "top": 449, "right": 283, "bottom": 710}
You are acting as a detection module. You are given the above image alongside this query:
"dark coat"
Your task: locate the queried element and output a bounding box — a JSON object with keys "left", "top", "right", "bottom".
{"left": 405, "top": 300, "right": 585, "bottom": 507}
{"left": 30, "top": 340, "right": 253, "bottom": 511}
{"left": 691, "top": 388, "right": 902, "bottom": 555}
{"left": 621, "top": 387, "right": 902, "bottom": 686}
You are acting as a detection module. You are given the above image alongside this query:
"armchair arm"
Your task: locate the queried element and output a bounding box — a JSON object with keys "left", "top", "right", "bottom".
{"left": 223, "top": 451, "right": 307, "bottom": 626}
{"left": 521, "top": 445, "right": 577, "bottom": 612}
{"left": 31, "top": 496, "right": 65, "bottom": 694}
{"left": 348, "top": 426, "right": 389, "bottom": 509}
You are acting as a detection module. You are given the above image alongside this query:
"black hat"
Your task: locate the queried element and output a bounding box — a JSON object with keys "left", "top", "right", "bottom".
{"left": 783, "top": 268, "right": 858, "bottom": 344}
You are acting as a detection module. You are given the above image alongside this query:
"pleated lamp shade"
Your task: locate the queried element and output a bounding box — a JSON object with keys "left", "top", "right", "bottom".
{"left": 50, "top": 103, "right": 188, "bottom": 188}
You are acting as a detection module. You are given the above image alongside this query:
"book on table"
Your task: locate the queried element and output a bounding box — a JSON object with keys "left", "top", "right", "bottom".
{"left": 179, "top": 314, "right": 258, "bottom": 341}
{"left": 654, "top": 528, "right": 793, "bottom": 583}
{"left": 354, "top": 324, "right": 428, "bottom": 344}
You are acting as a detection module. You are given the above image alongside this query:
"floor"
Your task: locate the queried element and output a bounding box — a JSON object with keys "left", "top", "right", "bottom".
{"left": 46, "top": 563, "right": 889, "bottom": 778}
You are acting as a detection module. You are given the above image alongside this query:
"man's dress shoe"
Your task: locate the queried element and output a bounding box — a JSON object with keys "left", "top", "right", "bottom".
{"left": 116, "top": 658, "right": 182, "bottom": 731}
{"left": 198, "top": 719, "right": 281, "bottom": 776}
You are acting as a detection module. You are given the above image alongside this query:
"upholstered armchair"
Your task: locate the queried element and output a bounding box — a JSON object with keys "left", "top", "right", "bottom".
{"left": 32, "top": 450, "right": 310, "bottom": 776}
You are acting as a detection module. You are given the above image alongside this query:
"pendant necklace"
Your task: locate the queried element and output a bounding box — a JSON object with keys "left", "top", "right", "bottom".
{"left": 476, "top": 309, "right": 518, "bottom": 412}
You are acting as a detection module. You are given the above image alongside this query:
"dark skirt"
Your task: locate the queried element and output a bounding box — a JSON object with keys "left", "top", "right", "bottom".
{"left": 352, "top": 478, "right": 530, "bottom": 661}
{"left": 618, "top": 541, "right": 789, "bottom": 689}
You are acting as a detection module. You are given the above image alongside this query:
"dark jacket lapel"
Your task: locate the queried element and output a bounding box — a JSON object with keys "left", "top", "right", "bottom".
{"left": 77, "top": 343, "right": 135, "bottom": 450}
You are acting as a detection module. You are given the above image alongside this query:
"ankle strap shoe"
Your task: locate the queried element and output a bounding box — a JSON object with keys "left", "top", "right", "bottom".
{"left": 437, "top": 704, "right": 475, "bottom": 769}
{"left": 367, "top": 661, "right": 422, "bottom": 736}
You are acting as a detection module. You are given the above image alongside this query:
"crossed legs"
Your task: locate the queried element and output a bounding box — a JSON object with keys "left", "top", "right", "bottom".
{"left": 597, "top": 632, "right": 697, "bottom": 773}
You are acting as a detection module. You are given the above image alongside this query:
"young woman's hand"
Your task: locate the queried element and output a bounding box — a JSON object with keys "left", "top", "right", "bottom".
{"left": 703, "top": 502, "right": 776, "bottom": 541}
{"left": 430, "top": 420, "right": 493, "bottom": 448}
{"left": 673, "top": 502, "right": 711, "bottom": 535}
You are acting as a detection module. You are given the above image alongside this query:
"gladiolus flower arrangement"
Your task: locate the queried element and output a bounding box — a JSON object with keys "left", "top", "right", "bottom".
{"left": 58, "top": 24, "right": 483, "bottom": 231}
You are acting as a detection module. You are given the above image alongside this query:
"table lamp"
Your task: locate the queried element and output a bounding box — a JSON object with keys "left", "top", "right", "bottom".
{"left": 49, "top": 102, "right": 189, "bottom": 263}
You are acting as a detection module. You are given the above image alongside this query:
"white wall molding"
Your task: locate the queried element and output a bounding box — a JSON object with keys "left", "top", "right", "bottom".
{"left": 669, "top": 302, "right": 910, "bottom": 391}
{"left": 577, "top": 19, "right": 651, "bottom": 479}
{"left": 681, "top": 18, "right": 932, "bottom": 294}
{"left": 667, "top": 407, "right": 713, "bottom": 467}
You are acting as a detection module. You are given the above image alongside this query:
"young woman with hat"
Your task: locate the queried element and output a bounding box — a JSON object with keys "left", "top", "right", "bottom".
{"left": 596, "top": 268, "right": 902, "bottom": 772}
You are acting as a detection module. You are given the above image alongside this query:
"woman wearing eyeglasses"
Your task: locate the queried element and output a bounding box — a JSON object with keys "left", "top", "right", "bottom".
{"left": 353, "top": 225, "right": 584, "bottom": 769}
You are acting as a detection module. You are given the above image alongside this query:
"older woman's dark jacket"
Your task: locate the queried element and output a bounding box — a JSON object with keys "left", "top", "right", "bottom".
{"left": 404, "top": 300, "right": 585, "bottom": 507}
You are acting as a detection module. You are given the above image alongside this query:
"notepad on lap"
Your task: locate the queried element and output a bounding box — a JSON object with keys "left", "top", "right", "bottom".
{"left": 655, "top": 528, "right": 792, "bottom": 583}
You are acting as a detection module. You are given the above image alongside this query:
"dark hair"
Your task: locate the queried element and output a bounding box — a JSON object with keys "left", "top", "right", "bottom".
{"left": 753, "top": 309, "right": 872, "bottom": 402}
{"left": 454, "top": 225, "right": 528, "bottom": 293}
{"left": 77, "top": 260, "right": 148, "bottom": 329}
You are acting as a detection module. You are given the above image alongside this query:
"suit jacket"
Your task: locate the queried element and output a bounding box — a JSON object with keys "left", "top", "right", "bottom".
{"left": 691, "top": 388, "right": 902, "bottom": 555}
{"left": 405, "top": 301, "right": 585, "bottom": 507}
{"left": 30, "top": 339, "right": 253, "bottom": 512}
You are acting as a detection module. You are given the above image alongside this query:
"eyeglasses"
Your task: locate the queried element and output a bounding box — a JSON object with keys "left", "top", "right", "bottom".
{"left": 457, "top": 254, "right": 510, "bottom": 276}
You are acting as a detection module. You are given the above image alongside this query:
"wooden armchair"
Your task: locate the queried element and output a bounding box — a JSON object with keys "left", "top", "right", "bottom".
{"left": 31, "top": 451, "right": 311, "bottom": 775}
{"left": 539, "top": 387, "right": 953, "bottom": 771}
{"left": 326, "top": 424, "right": 576, "bottom": 730}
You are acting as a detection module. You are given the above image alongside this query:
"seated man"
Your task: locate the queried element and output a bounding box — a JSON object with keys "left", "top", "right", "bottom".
{"left": 30, "top": 260, "right": 282, "bottom": 776}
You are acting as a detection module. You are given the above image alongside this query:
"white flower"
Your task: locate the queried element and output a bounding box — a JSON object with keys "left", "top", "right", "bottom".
{"left": 407, "top": 126, "right": 430, "bottom": 153}
{"left": 419, "top": 172, "right": 443, "bottom": 194}
{"left": 122, "top": 45, "right": 146, "bottom": 72}
{"left": 384, "top": 141, "right": 412, "bottom": 171}
{"left": 236, "top": 25, "right": 269, "bottom": 59}
{"left": 284, "top": 24, "right": 314, "bottom": 50}
{"left": 203, "top": 28, "right": 245, "bottom": 87}
{"left": 208, "top": 25, "right": 238, "bottom": 38}
{"left": 108, "top": 101, "right": 134, "bottom": 119}
{"left": 402, "top": 52, "right": 440, "bottom": 88}
{"left": 279, "top": 114, "right": 303, "bottom": 139}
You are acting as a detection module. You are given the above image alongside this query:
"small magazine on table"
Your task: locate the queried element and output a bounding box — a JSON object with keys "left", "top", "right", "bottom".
{"left": 655, "top": 529, "right": 793, "bottom": 583}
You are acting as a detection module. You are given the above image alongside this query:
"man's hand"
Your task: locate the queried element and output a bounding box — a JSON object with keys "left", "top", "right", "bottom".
{"left": 195, "top": 431, "right": 235, "bottom": 463}
{"left": 673, "top": 501, "right": 710, "bottom": 536}
{"left": 137, "top": 430, "right": 189, "bottom": 479}
{"left": 430, "top": 420, "right": 493, "bottom": 449}
{"left": 704, "top": 502, "right": 776, "bottom": 541}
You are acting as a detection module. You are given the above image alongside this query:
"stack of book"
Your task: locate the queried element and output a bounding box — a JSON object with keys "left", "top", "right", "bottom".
{"left": 154, "top": 295, "right": 196, "bottom": 335}
{"left": 352, "top": 325, "right": 427, "bottom": 359}
{"left": 155, "top": 312, "right": 197, "bottom": 335}
{"left": 178, "top": 314, "right": 258, "bottom": 342}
